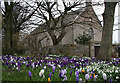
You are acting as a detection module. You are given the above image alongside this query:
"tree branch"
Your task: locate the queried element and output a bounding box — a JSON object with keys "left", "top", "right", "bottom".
{"left": 16, "top": 3, "right": 41, "bottom": 29}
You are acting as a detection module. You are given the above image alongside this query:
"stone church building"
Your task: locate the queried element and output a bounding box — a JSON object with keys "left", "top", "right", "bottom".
{"left": 26, "top": 5, "right": 103, "bottom": 57}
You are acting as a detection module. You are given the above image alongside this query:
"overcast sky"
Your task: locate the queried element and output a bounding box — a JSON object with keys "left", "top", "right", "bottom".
{"left": 1, "top": 0, "right": 119, "bottom": 43}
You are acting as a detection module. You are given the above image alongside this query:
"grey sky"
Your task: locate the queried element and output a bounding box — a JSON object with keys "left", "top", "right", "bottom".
{"left": 1, "top": 0, "right": 119, "bottom": 43}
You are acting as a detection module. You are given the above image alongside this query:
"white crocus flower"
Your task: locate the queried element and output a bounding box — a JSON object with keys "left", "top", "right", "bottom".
{"left": 110, "top": 70, "right": 112, "bottom": 73}
{"left": 85, "top": 74, "right": 90, "bottom": 80}
{"left": 79, "top": 78, "right": 82, "bottom": 82}
{"left": 79, "top": 68, "right": 82, "bottom": 72}
{"left": 103, "top": 73, "right": 107, "bottom": 80}
{"left": 64, "top": 69, "right": 67, "bottom": 74}
{"left": 11, "top": 58, "right": 13, "bottom": 62}
{"left": 112, "top": 66, "right": 115, "bottom": 69}
{"left": 16, "top": 63, "right": 18, "bottom": 66}
{"left": 45, "top": 57, "right": 49, "bottom": 59}
{"left": 87, "top": 69, "right": 89, "bottom": 73}
{"left": 43, "top": 75, "right": 45, "bottom": 79}
{"left": 116, "top": 76, "right": 119, "bottom": 79}
{"left": 76, "top": 68, "right": 78, "bottom": 70}
{"left": 16, "top": 67, "right": 18, "bottom": 70}
{"left": 36, "top": 64, "right": 38, "bottom": 68}
{"left": 110, "top": 74, "right": 112, "bottom": 77}
{"left": 44, "top": 66, "right": 46, "bottom": 69}
{"left": 12, "top": 65, "right": 15, "bottom": 69}
{"left": 58, "top": 65, "right": 61, "bottom": 68}
{"left": 115, "top": 70, "right": 118, "bottom": 73}
{"left": 32, "top": 63, "right": 35, "bottom": 69}
{"left": 39, "top": 69, "right": 45, "bottom": 77}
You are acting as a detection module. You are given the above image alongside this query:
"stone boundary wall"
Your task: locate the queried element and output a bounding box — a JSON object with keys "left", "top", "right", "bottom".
{"left": 40, "top": 44, "right": 90, "bottom": 57}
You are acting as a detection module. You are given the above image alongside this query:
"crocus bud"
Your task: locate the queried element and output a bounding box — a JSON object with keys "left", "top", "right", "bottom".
{"left": 48, "top": 78, "right": 50, "bottom": 83}
{"left": 70, "top": 70, "right": 72, "bottom": 76}
{"left": 49, "top": 73, "right": 52, "bottom": 79}
{"left": 28, "top": 71, "right": 32, "bottom": 80}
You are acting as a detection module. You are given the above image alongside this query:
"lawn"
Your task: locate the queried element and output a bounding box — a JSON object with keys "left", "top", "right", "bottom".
{"left": 1, "top": 54, "right": 120, "bottom": 82}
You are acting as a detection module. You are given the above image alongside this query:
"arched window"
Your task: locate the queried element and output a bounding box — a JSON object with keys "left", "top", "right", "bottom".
{"left": 89, "top": 28, "right": 94, "bottom": 41}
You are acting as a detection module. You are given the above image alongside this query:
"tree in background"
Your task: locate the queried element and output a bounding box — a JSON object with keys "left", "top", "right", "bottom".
{"left": 27, "top": 0, "right": 85, "bottom": 45}
{"left": 97, "top": 2, "right": 118, "bottom": 61}
{"left": 1, "top": 1, "right": 40, "bottom": 54}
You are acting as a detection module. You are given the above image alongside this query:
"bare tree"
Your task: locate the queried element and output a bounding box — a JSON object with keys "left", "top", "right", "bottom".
{"left": 1, "top": 0, "right": 40, "bottom": 54}
{"left": 27, "top": 0, "right": 85, "bottom": 45}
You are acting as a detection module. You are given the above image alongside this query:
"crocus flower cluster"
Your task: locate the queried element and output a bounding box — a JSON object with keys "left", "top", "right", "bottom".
{"left": 1, "top": 54, "right": 120, "bottom": 82}
{"left": 59, "top": 69, "right": 67, "bottom": 81}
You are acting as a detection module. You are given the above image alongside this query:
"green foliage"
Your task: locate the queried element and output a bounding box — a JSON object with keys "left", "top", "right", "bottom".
{"left": 75, "top": 33, "right": 91, "bottom": 45}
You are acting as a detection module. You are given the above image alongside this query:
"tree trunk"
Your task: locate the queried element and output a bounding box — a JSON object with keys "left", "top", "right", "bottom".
{"left": 12, "top": 33, "right": 19, "bottom": 53}
{"left": 4, "top": 31, "right": 11, "bottom": 54}
{"left": 97, "top": 2, "right": 117, "bottom": 61}
{"left": 48, "top": 29, "right": 66, "bottom": 45}
{"left": 48, "top": 30, "right": 58, "bottom": 45}
{"left": 3, "top": 2, "right": 14, "bottom": 55}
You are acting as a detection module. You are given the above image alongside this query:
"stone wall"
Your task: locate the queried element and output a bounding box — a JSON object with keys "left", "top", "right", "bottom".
{"left": 40, "top": 44, "right": 89, "bottom": 57}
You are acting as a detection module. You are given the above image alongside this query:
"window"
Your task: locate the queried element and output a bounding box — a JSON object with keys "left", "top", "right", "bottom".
{"left": 89, "top": 28, "right": 94, "bottom": 40}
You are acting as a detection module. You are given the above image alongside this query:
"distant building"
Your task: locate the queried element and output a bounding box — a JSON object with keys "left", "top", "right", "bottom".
{"left": 25, "top": 5, "right": 103, "bottom": 57}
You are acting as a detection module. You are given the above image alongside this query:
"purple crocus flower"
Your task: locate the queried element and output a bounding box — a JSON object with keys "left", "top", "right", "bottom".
{"left": 12, "top": 62, "right": 15, "bottom": 65}
{"left": 5, "top": 62, "right": 9, "bottom": 66}
{"left": 18, "top": 62, "right": 21, "bottom": 66}
{"left": 26, "top": 64, "right": 29, "bottom": 68}
{"left": 49, "top": 73, "right": 52, "bottom": 79}
{"left": 9, "top": 66, "right": 11, "bottom": 69}
{"left": 59, "top": 71, "right": 62, "bottom": 78}
{"left": 27, "top": 57, "right": 29, "bottom": 60}
{"left": 28, "top": 71, "right": 32, "bottom": 80}
{"left": 59, "top": 70, "right": 64, "bottom": 78}
{"left": 71, "top": 66, "right": 73, "bottom": 69}
{"left": 2, "top": 62, "right": 4, "bottom": 66}
{"left": 90, "top": 75, "right": 93, "bottom": 79}
{"left": 28, "top": 61, "right": 31, "bottom": 66}
{"left": 34, "top": 62, "right": 37, "bottom": 66}
{"left": 53, "top": 68, "right": 55, "bottom": 74}
{"left": 91, "top": 71, "right": 94, "bottom": 74}
{"left": 52, "top": 66, "right": 55, "bottom": 74}
{"left": 111, "top": 79, "right": 112, "bottom": 83}
{"left": 75, "top": 71, "right": 79, "bottom": 77}
{"left": 76, "top": 76, "right": 79, "bottom": 82}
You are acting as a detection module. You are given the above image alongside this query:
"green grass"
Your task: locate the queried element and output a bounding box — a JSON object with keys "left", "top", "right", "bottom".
{"left": 2, "top": 63, "right": 87, "bottom": 81}
{"left": 2, "top": 55, "right": 120, "bottom": 82}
